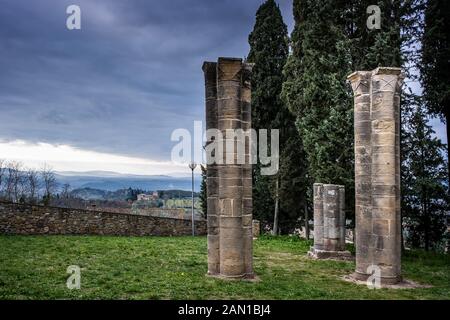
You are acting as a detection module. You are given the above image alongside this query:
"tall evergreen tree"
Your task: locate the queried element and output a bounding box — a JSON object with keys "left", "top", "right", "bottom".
{"left": 248, "top": 0, "right": 307, "bottom": 234}
{"left": 349, "top": 0, "right": 405, "bottom": 70}
{"left": 420, "top": 0, "right": 450, "bottom": 187}
{"left": 248, "top": 0, "right": 288, "bottom": 131}
{"left": 282, "top": 0, "right": 355, "bottom": 219}
{"left": 401, "top": 104, "right": 449, "bottom": 251}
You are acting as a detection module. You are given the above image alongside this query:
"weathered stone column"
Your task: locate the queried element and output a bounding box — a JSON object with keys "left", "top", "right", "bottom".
{"left": 203, "top": 62, "right": 220, "bottom": 276}
{"left": 348, "top": 70, "right": 373, "bottom": 279}
{"left": 312, "top": 183, "right": 324, "bottom": 251}
{"left": 241, "top": 63, "right": 254, "bottom": 277}
{"left": 348, "top": 67, "right": 404, "bottom": 284}
{"left": 252, "top": 220, "right": 261, "bottom": 239}
{"left": 309, "top": 184, "right": 350, "bottom": 259}
{"left": 323, "top": 184, "right": 341, "bottom": 251}
{"left": 203, "top": 57, "right": 254, "bottom": 279}
{"left": 338, "top": 185, "right": 346, "bottom": 251}
{"left": 217, "top": 58, "right": 244, "bottom": 278}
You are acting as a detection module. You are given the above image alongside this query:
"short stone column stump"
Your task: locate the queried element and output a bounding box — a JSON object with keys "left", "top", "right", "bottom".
{"left": 308, "top": 183, "right": 352, "bottom": 261}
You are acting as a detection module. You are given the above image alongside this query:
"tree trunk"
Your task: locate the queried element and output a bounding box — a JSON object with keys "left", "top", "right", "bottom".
{"left": 304, "top": 201, "right": 309, "bottom": 240}
{"left": 424, "top": 196, "right": 430, "bottom": 251}
{"left": 401, "top": 208, "right": 405, "bottom": 253}
{"left": 272, "top": 177, "right": 279, "bottom": 235}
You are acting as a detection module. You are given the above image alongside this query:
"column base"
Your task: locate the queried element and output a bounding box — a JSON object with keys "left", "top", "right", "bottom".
{"left": 308, "top": 247, "right": 353, "bottom": 261}
{"left": 343, "top": 273, "right": 431, "bottom": 289}
{"left": 350, "top": 271, "right": 402, "bottom": 285}
{"left": 206, "top": 272, "right": 260, "bottom": 282}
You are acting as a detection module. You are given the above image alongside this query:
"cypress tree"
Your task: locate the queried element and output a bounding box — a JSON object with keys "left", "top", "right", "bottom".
{"left": 401, "top": 104, "right": 449, "bottom": 251}
{"left": 248, "top": 0, "right": 307, "bottom": 234}
{"left": 420, "top": 0, "right": 450, "bottom": 187}
{"left": 282, "top": 0, "right": 355, "bottom": 219}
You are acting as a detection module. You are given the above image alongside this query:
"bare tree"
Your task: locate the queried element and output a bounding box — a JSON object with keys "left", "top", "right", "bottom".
{"left": 25, "top": 169, "right": 40, "bottom": 204}
{"left": 61, "top": 183, "right": 71, "bottom": 198}
{"left": 0, "top": 159, "right": 5, "bottom": 198}
{"left": 41, "top": 164, "right": 57, "bottom": 205}
{"left": 17, "top": 169, "right": 27, "bottom": 203}
{"left": 5, "top": 161, "right": 24, "bottom": 202}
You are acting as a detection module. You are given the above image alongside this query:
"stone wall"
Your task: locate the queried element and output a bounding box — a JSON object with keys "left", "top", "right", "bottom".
{"left": 132, "top": 207, "right": 192, "bottom": 220}
{"left": 0, "top": 201, "right": 206, "bottom": 236}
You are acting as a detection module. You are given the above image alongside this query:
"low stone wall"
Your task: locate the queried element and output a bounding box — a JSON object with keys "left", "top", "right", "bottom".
{"left": 134, "top": 208, "right": 204, "bottom": 220}
{"left": 134, "top": 207, "right": 185, "bottom": 218}
{"left": 0, "top": 202, "right": 206, "bottom": 237}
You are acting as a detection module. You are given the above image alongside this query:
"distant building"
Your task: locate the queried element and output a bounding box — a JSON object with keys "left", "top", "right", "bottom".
{"left": 137, "top": 194, "right": 152, "bottom": 201}
{"left": 137, "top": 192, "right": 159, "bottom": 201}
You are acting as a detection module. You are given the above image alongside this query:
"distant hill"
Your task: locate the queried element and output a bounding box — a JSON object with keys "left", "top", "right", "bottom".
{"left": 55, "top": 171, "right": 201, "bottom": 192}
{"left": 70, "top": 187, "right": 199, "bottom": 201}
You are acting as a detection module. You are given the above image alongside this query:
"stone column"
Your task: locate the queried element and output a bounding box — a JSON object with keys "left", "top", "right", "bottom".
{"left": 309, "top": 184, "right": 350, "bottom": 259}
{"left": 348, "top": 70, "right": 373, "bottom": 279}
{"left": 313, "top": 183, "right": 324, "bottom": 251}
{"left": 338, "top": 185, "right": 346, "bottom": 251}
{"left": 323, "top": 184, "right": 341, "bottom": 251}
{"left": 348, "top": 67, "right": 404, "bottom": 285}
{"left": 241, "top": 64, "right": 254, "bottom": 277}
{"left": 217, "top": 58, "right": 244, "bottom": 278}
{"left": 202, "top": 62, "right": 220, "bottom": 276}
{"left": 252, "top": 220, "right": 261, "bottom": 239}
{"left": 203, "top": 57, "right": 254, "bottom": 279}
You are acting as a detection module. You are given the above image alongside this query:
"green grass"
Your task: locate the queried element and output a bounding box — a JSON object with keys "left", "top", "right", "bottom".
{"left": 0, "top": 235, "right": 449, "bottom": 300}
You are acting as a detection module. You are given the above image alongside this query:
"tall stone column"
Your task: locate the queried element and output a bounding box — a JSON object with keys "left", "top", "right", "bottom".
{"left": 241, "top": 63, "right": 254, "bottom": 277}
{"left": 309, "top": 184, "right": 350, "bottom": 259}
{"left": 217, "top": 58, "right": 245, "bottom": 278}
{"left": 203, "top": 57, "right": 254, "bottom": 279}
{"left": 348, "top": 70, "right": 373, "bottom": 278}
{"left": 348, "top": 67, "right": 404, "bottom": 284}
{"left": 202, "top": 62, "right": 220, "bottom": 276}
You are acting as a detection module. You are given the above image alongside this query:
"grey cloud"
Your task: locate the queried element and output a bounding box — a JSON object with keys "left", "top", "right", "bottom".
{"left": 0, "top": 0, "right": 296, "bottom": 161}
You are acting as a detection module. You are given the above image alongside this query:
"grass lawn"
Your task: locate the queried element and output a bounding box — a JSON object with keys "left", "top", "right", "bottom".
{"left": 0, "top": 235, "right": 448, "bottom": 300}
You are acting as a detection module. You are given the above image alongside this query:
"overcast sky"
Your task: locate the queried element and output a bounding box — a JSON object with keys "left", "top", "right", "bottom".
{"left": 0, "top": 0, "right": 445, "bottom": 175}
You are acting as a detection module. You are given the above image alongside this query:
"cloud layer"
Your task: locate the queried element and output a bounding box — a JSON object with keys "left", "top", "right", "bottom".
{"left": 0, "top": 0, "right": 445, "bottom": 174}
{"left": 0, "top": 0, "right": 294, "bottom": 163}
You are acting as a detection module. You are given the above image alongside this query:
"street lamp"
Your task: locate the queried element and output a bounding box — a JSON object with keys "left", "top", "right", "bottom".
{"left": 189, "top": 161, "right": 197, "bottom": 236}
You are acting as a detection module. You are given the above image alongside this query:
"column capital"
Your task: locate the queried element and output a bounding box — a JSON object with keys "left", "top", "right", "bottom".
{"left": 217, "top": 57, "right": 243, "bottom": 82}
{"left": 371, "top": 67, "right": 405, "bottom": 93}
{"left": 372, "top": 67, "right": 403, "bottom": 76}
{"left": 202, "top": 61, "right": 217, "bottom": 73}
{"left": 347, "top": 71, "right": 372, "bottom": 95}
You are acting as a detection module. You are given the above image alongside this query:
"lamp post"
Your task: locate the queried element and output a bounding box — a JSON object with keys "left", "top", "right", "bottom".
{"left": 189, "top": 161, "right": 197, "bottom": 236}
